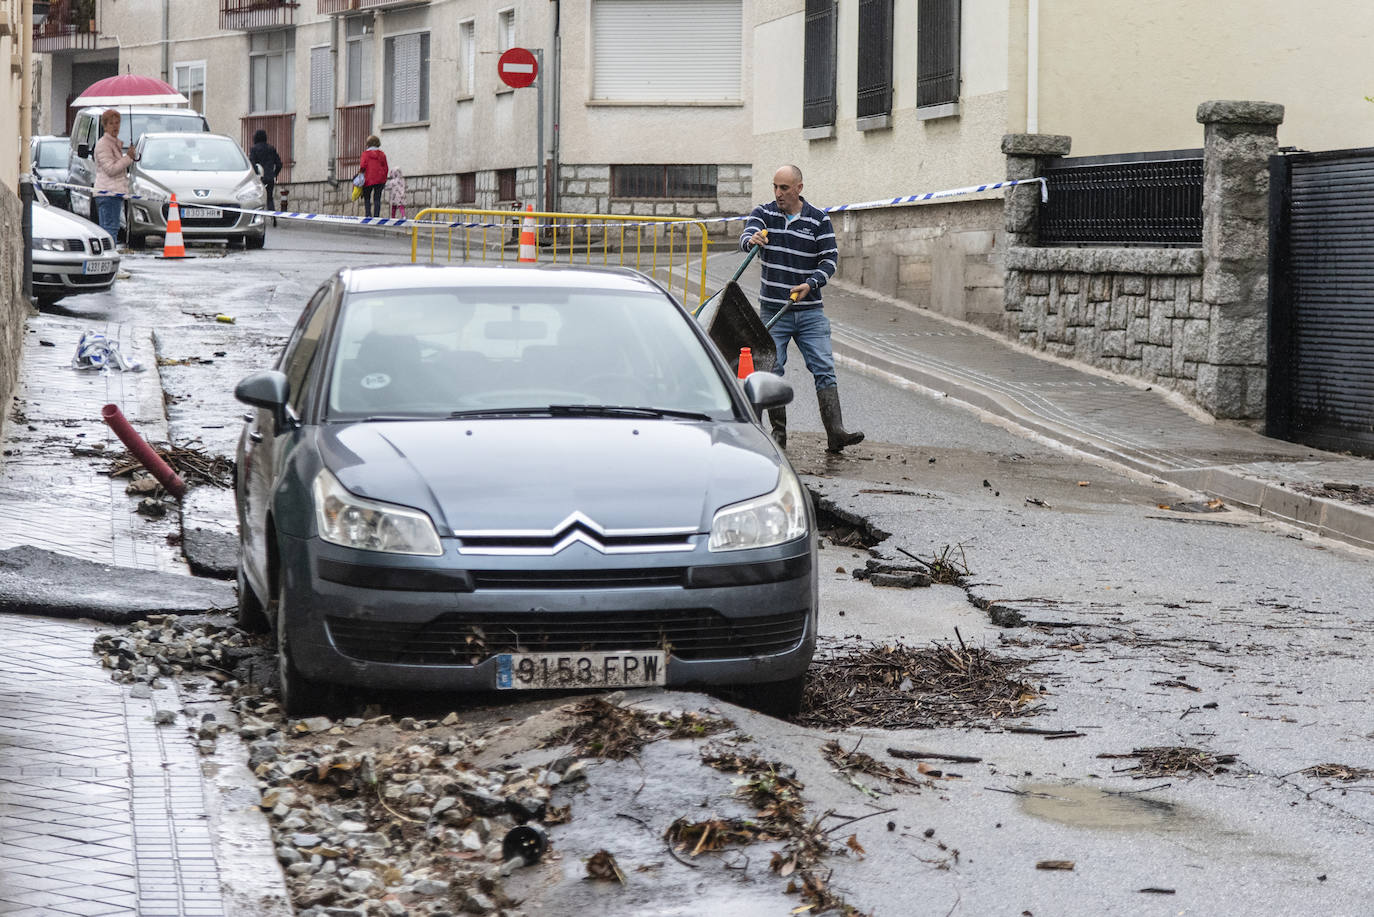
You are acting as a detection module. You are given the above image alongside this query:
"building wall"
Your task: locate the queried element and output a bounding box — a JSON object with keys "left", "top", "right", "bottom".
{"left": 1032, "top": 0, "right": 1374, "bottom": 155}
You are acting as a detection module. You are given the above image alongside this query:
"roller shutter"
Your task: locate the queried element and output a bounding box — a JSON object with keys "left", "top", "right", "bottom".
{"left": 591, "top": 0, "right": 742, "bottom": 102}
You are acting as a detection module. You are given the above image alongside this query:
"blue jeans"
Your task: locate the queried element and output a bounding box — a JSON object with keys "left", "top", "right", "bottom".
{"left": 763, "top": 306, "right": 836, "bottom": 391}
{"left": 96, "top": 196, "right": 123, "bottom": 240}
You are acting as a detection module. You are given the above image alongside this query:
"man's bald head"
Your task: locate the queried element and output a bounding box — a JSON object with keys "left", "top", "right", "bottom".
{"left": 772, "top": 165, "right": 804, "bottom": 214}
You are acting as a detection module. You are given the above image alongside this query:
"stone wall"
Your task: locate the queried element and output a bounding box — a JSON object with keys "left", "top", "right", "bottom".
{"left": 0, "top": 186, "right": 32, "bottom": 421}
{"left": 1002, "top": 100, "right": 1283, "bottom": 419}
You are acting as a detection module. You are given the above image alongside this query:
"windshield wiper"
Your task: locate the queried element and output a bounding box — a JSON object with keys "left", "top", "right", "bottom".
{"left": 447, "top": 407, "right": 555, "bottom": 419}
{"left": 548, "top": 404, "right": 714, "bottom": 421}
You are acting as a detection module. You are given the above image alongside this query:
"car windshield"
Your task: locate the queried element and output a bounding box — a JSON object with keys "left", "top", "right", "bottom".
{"left": 140, "top": 136, "right": 247, "bottom": 172}
{"left": 36, "top": 140, "right": 67, "bottom": 168}
{"left": 327, "top": 285, "right": 737, "bottom": 419}
{"left": 118, "top": 113, "right": 204, "bottom": 144}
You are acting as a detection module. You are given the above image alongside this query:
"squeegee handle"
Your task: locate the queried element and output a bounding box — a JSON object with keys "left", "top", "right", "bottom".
{"left": 729, "top": 235, "right": 765, "bottom": 284}
{"left": 764, "top": 290, "right": 802, "bottom": 330}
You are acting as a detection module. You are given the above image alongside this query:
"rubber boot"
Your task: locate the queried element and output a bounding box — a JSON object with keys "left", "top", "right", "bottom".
{"left": 817, "top": 385, "right": 864, "bottom": 453}
{"left": 767, "top": 407, "right": 787, "bottom": 450}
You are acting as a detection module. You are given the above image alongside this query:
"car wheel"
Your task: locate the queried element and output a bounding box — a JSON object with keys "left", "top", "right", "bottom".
{"left": 235, "top": 560, "right": 269, "bottom": 633}
{"left": 129, "top": 233, "right": 147, "bottom": 251}
{"left": 246, "top": 232, "right": 266, "bottom": 250}
{"left": 746, "top": 672, "right": 808, "bottom": 719}
{"left": 272, "top": 581, "right": 346, "bottom": 718}
{"left": 36, "top": 294, "right": 62, "bottom": 308}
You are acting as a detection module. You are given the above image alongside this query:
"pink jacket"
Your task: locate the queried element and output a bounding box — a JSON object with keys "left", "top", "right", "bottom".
{"left": 94, "top": 132, "right": 135, "bottom": 194}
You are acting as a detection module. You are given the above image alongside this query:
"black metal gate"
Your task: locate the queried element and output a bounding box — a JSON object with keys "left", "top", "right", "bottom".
{"left": 1268, "top": 149, "right": 1374, "bottom": 456}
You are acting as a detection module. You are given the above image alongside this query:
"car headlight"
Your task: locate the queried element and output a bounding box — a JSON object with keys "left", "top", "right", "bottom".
{"left": 312, "top": 468, "right": 443, "bottom": 556}
{"left": 130, "top": 178, "right": 166, "bottom": 202}
{"left": 235, "top": 182, "right": 264, "bottom": 205}
{"left": 708, "top": 467, "right": 808, "bottom": 552}
{"left": 33, "top": 238, "right": 68, "bottom": 252}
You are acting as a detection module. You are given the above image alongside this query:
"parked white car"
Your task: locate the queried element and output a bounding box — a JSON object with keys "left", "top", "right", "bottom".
{"left": 31, "top": 186, "right": 120, "bottom": 307}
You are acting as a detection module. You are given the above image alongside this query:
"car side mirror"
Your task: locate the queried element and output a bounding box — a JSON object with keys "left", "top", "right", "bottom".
{"left": 741, "top": 371, "right": 792, "bottom": 415}
{"left": 235, "top": 370, "right": 292, "bottom": 432}
{"left": 76, "top": 143, "right": 89, "bottom": 159}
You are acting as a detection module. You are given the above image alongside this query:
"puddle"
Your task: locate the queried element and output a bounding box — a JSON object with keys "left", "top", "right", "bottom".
{"left": 1019, "top": 782, "right": 1185, "bottom": 831}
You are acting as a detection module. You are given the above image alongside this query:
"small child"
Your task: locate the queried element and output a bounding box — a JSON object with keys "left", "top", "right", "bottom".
{"left": 385, "top": 168, "right": 407, "bottom": 219}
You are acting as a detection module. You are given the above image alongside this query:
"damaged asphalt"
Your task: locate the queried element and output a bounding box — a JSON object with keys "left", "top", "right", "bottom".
{"left": 2, "top": 227, "right": 1373, "bottom": 916}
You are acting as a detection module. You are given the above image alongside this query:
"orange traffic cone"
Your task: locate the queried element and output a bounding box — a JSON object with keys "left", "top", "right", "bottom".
{"left": 159, "top": 194, "right": 188, "bottom": 259}
{"left": 737, "top": 347, "right": 754, "bottom": 379}
{"left": 518, "top": 204, "right": 537, "bottom": 263}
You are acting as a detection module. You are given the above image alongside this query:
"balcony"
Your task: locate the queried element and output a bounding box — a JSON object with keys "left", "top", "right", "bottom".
{"left": 241, "top": 113, "right": 295, "bottom": 184}
{"left": 34, "top": 0, "right": 99, "bottom": 53}
{"left": 220, "top": 0, "right": 298, "bottom": 31}
{"left": 318, "top": 0, "right": 428, "bottom": 13}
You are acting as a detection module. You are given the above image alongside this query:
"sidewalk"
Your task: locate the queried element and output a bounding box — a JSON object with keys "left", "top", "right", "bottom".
{"left": 705, "top": 255, "right": 1374, "bottom": 552}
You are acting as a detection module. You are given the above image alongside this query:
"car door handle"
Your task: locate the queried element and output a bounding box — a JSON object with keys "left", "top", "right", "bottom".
{"left": 248, "top": 430, "right": 263, "bottom": 443}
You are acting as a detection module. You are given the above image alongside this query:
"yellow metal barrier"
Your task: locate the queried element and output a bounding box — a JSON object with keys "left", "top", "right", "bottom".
{"left": 409, "top": 208, "right": 712, "bottom": 307}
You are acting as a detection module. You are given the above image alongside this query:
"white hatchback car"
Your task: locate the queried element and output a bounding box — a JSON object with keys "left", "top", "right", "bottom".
{"left": 31, "top": 187, "right": 120, "bottom": 306}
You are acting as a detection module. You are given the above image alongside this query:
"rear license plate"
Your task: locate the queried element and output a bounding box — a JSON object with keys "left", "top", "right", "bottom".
{"left": 181, "top": 206, "right": 221, "bottom": 219}
{"left": 497, "top": 651, "right": 666, "bottom": 690}
{"left": 84, "top": 260, "right": 113, "bottom": 274}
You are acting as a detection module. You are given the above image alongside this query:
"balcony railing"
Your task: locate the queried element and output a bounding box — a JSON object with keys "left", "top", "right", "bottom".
{"left": 241, "top": 113, "right": 295, "bottom": 184}
{"left": 220, "top": 0, "right": 298, "bottom": 31}
{"left": 318, "top": 0, "right": 427, "bottom": 12}
{"left": 34, "top": 2, "right": 99, "bottom": 53}
{"left": 335, "top": 104, "right": 374, "bottom": 179}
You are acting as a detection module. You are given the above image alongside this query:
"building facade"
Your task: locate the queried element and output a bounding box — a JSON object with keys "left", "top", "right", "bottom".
{"left": 33, "top": 0, "right": 753, "bottom": 223}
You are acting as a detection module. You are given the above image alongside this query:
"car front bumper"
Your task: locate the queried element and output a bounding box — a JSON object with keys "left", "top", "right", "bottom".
{"left": 130, "top": 199, "right": 265, "bottom": 238}
{"left": 32, "top": 249, "right": 120, "bottom": 297}
{"left": 279, "top": 533, "right": 818, "bottom": 694}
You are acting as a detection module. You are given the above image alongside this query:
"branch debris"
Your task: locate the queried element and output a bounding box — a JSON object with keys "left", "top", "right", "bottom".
{"left": 1097, "top": 746, "right": 1238, "bottom": 778}
{"left": 540, "top": 698, "right": 733, "bottom": 760}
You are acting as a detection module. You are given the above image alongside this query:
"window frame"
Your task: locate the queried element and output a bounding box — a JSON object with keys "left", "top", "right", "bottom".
{"left": 916, "top": 0, "right": 961, "bottom": 116}
{"left": 855, "top": 0, "right": 893, "bottom": 128}
{"left": 383, "top": 28, "right": 430, "bottom": 125}
{"left": 249, "top": 30, "right": 295, "bottom": 115}
{"left": 172, "top": 59, "right": 207, "bottom": 116}
{"left": 611, "top": 165, "right": 718, "bottom": 200}
{"left": 497, "top": 168, "right": 517, "bottom": 202}
{"left": 308, "top": 44, "right": 333, "bottom": 118}
{"left": 458, "top": 172, "right": 477, "bottom": 204}
{"left": 345, "top": 16, "right": 375, "bottom": 106}
{"left": 802, "top": 0, "right": 837, "bottom": 137}
{"left": 457, "top": 18, "right": 476, "bottom": 98}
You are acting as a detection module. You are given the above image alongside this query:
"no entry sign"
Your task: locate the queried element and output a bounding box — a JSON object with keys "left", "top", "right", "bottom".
{"left": 498, "top": 47, "right": 539, "bottom": 89}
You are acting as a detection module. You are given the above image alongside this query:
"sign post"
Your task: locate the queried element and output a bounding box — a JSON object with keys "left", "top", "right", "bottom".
{"left": 499, "top": 47, "right": 544, "bottom": 215}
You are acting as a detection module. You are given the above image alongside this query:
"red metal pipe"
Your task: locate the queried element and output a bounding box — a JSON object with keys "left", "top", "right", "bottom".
{"left": 101, "top": 404, "right": 187, "bottom": 500}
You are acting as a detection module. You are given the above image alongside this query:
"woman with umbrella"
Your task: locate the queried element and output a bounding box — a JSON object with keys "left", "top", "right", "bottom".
{"left": 93, "top": 109, "right": 139, "bottom": 242}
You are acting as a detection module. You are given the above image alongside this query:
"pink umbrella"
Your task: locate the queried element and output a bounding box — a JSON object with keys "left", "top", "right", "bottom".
{"left": 71, "top": 74, "right": 187, "bottom": 107}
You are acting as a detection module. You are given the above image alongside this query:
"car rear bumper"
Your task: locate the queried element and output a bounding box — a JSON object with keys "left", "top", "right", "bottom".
{"left": 279, "top": 532, "right": 818, "bottom": 693}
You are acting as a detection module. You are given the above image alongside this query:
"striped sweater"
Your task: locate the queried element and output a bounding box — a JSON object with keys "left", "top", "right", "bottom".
{"left": 738, "top": 199, "right": 838, "bottom": 311}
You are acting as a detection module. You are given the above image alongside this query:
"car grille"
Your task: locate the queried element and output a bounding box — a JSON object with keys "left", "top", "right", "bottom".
{"left": 325, "top": 609, "right": 808, "bottom": 665}
{"left": 164, "top": 203, "right": 238, "bottom": 228}
{"left": 470, "top": 568, "right": 686, "bottom": 590}
{"left": 68, "top": 272, "right": 114, "bottom": 286}
{"left": 87, "top": 236, "right": 111, "bottom": 253}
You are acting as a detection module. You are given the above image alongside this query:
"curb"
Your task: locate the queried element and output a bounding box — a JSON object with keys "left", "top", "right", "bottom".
{"left": 832, "top": 338, "right": 1374, "bottom": 554}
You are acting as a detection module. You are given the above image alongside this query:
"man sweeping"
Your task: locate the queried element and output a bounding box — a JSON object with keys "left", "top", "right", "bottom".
{"left": 741, "top": 164, "right": 864, "bottom": 453}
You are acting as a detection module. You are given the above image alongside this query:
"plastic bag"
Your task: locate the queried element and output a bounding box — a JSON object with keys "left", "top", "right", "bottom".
{"left": 350, "top": 184, "right": 363, "bottom": 202}
{"left": 352, "top": 171, "right": 366, "bottom": 188}
{"left": 72, "top": 330, "right": 142, "bottom": 372}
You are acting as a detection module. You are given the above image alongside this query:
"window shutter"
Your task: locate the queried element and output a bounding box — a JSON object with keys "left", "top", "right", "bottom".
{"left": 803, "top": 0, "right": 836, "bottom": 128}
{"left": 591, "top": 0, "right": 742, "bottom": 102}
{"left": 917, "top": 0, "right": 960, "bottom": 108}
{"left": 310, "top": 46, "right": 332, "bottom": 116}
{"left": 856, "top": 0, "right": 892, "bottom": 118}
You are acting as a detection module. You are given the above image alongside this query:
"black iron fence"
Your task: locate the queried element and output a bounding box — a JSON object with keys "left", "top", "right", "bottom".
{"left": 1039, "top": 150, "right": 1203, "bottom": 247}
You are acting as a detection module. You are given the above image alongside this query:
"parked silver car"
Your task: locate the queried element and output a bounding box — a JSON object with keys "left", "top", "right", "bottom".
{"left": 234, "top": 265, "right": 816, "bottom": 718}
{"left": 31, "top": 186, "right": 120, "bottom": 306}
{"left": 126, "top": 132, "right": 266, "bottom": 249}
{"left": 30, "top": 135, "right": 72, "bottom": 210}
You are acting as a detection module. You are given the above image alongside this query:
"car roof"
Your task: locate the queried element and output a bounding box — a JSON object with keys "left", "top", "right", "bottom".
{"left": 340, "top": 264, "right": 670, "bottom": 296}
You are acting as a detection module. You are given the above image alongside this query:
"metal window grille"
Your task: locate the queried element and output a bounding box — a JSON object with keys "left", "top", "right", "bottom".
{"left": 34, "top": 0, "right": 100, "bottom": 53}
{"left": 458, "top": 172, "right": 476, "bottom": 203}
{"left": 384, "top": 32, "right": 429, "bottom": 124}
{"left": 320, "top": 0, "right": 431, "bottom": 10}
{"left": 803, "top": 0, "right": 836, "bottom": 129}
{"left": 856, "top": 0, "right": 893, "bottom": 119}
{"left": 309, "top": 46, "right": 332, "bottom": 116}
{"left": 241, "top": 113, "right": 295, "bottom": 182}
{"left": 917, "top": 0, "right": 959, "bottom": 109}
{"left": 497, "top": 168, "right": 518, "bottom": 202}
{"left": 1038, "top": 151, "right": 1204, "bottom": 247}
{"left": 611, "top": 165, "right": 718, "bottom": 199}
{"left": 335, "top": 103, "right": 373, "bottom": 178}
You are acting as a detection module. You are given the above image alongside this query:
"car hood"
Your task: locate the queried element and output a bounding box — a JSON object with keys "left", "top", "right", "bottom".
{"left": 135, "top": 168, "right": 253, "bottom": 200}
{"left": 318, "top": 418, "right": 783, "bottom": 534}
{"left": 33, "top": 202, "right": 110, "bottom": 241}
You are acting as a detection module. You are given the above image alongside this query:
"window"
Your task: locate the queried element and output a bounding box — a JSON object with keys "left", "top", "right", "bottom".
{"left": 590, "top": 0, "right": 741, "bottom": 103}
{"left": 250, "top": 31, "right": 294, "bottom": 114}
{"left": 309, "top": 45, "right": 333, "bottom": 117}
{"left": 803, "top": 0, "right": 837, "bottom": 129}
{"left": 458, "top": 172, "right": 476, "bottom": 203}
{"left": 856, "top": 0, "right": 892, "bottom": 121}
{"left": 498, "top": 8, "right": 515, "bottom": 52}
{"left": 497, "top": 168, "right": 517, "bottom": 201}
{"left": 917, "top": 0, "right": 960, "bottom": 109}
{"left": 612, "top": 165, "right": 717, "bottom": 199}
{"left": 346, "top": 17, "right": 374, "bottom": 104}
{"left": 457, "top": 19, "right": 475, "bottom": 96}
{"left": 385, "top": 31, "right": 430, "bottom": 124}
{"left": 173, "top": 61, "right": 206, "bottom": 114}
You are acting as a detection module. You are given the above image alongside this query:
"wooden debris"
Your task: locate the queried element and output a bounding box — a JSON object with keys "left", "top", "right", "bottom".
{"left": 1301, "top": 763, "right": 1374, "bottom": 782}
{"left": 1036, "top": 860, "right": 1075, "bottom": 870}
{"left": 1097, "top": 746, "right": 1237, "bottom": 778}
{"left": 886, "top": 748, "right": 983, "bottom": 764}
{"left": 585, "top": 849, "right": 626, "bottom": 883}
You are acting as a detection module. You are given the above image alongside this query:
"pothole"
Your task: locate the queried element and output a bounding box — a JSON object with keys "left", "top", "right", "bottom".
{"left": 812, "top": 492, "right": 888, "bottom": 548}
{"left": 1019, "top": 783, "right": 1185, "bottom": 831}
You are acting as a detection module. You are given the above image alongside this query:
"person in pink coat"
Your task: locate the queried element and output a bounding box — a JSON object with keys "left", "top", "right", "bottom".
{"left": 93, "top": 109, "right": 140, "bottom": 241}
{"left": 358, "top": 135, "right": 389, "bottom": 218}
{"left": 385, "top": 168, "right": 407, "bottom": 219}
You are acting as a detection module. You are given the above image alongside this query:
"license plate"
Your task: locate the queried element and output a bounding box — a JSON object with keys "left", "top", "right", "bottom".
{"left": 84, "top": 260, "right": 113, "bottom": 274}
{"left": 497, "top": 651, "right": 666, "bottom": 690}
{"left": 181, "top": 206, "right": 221, "bottom": 219}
